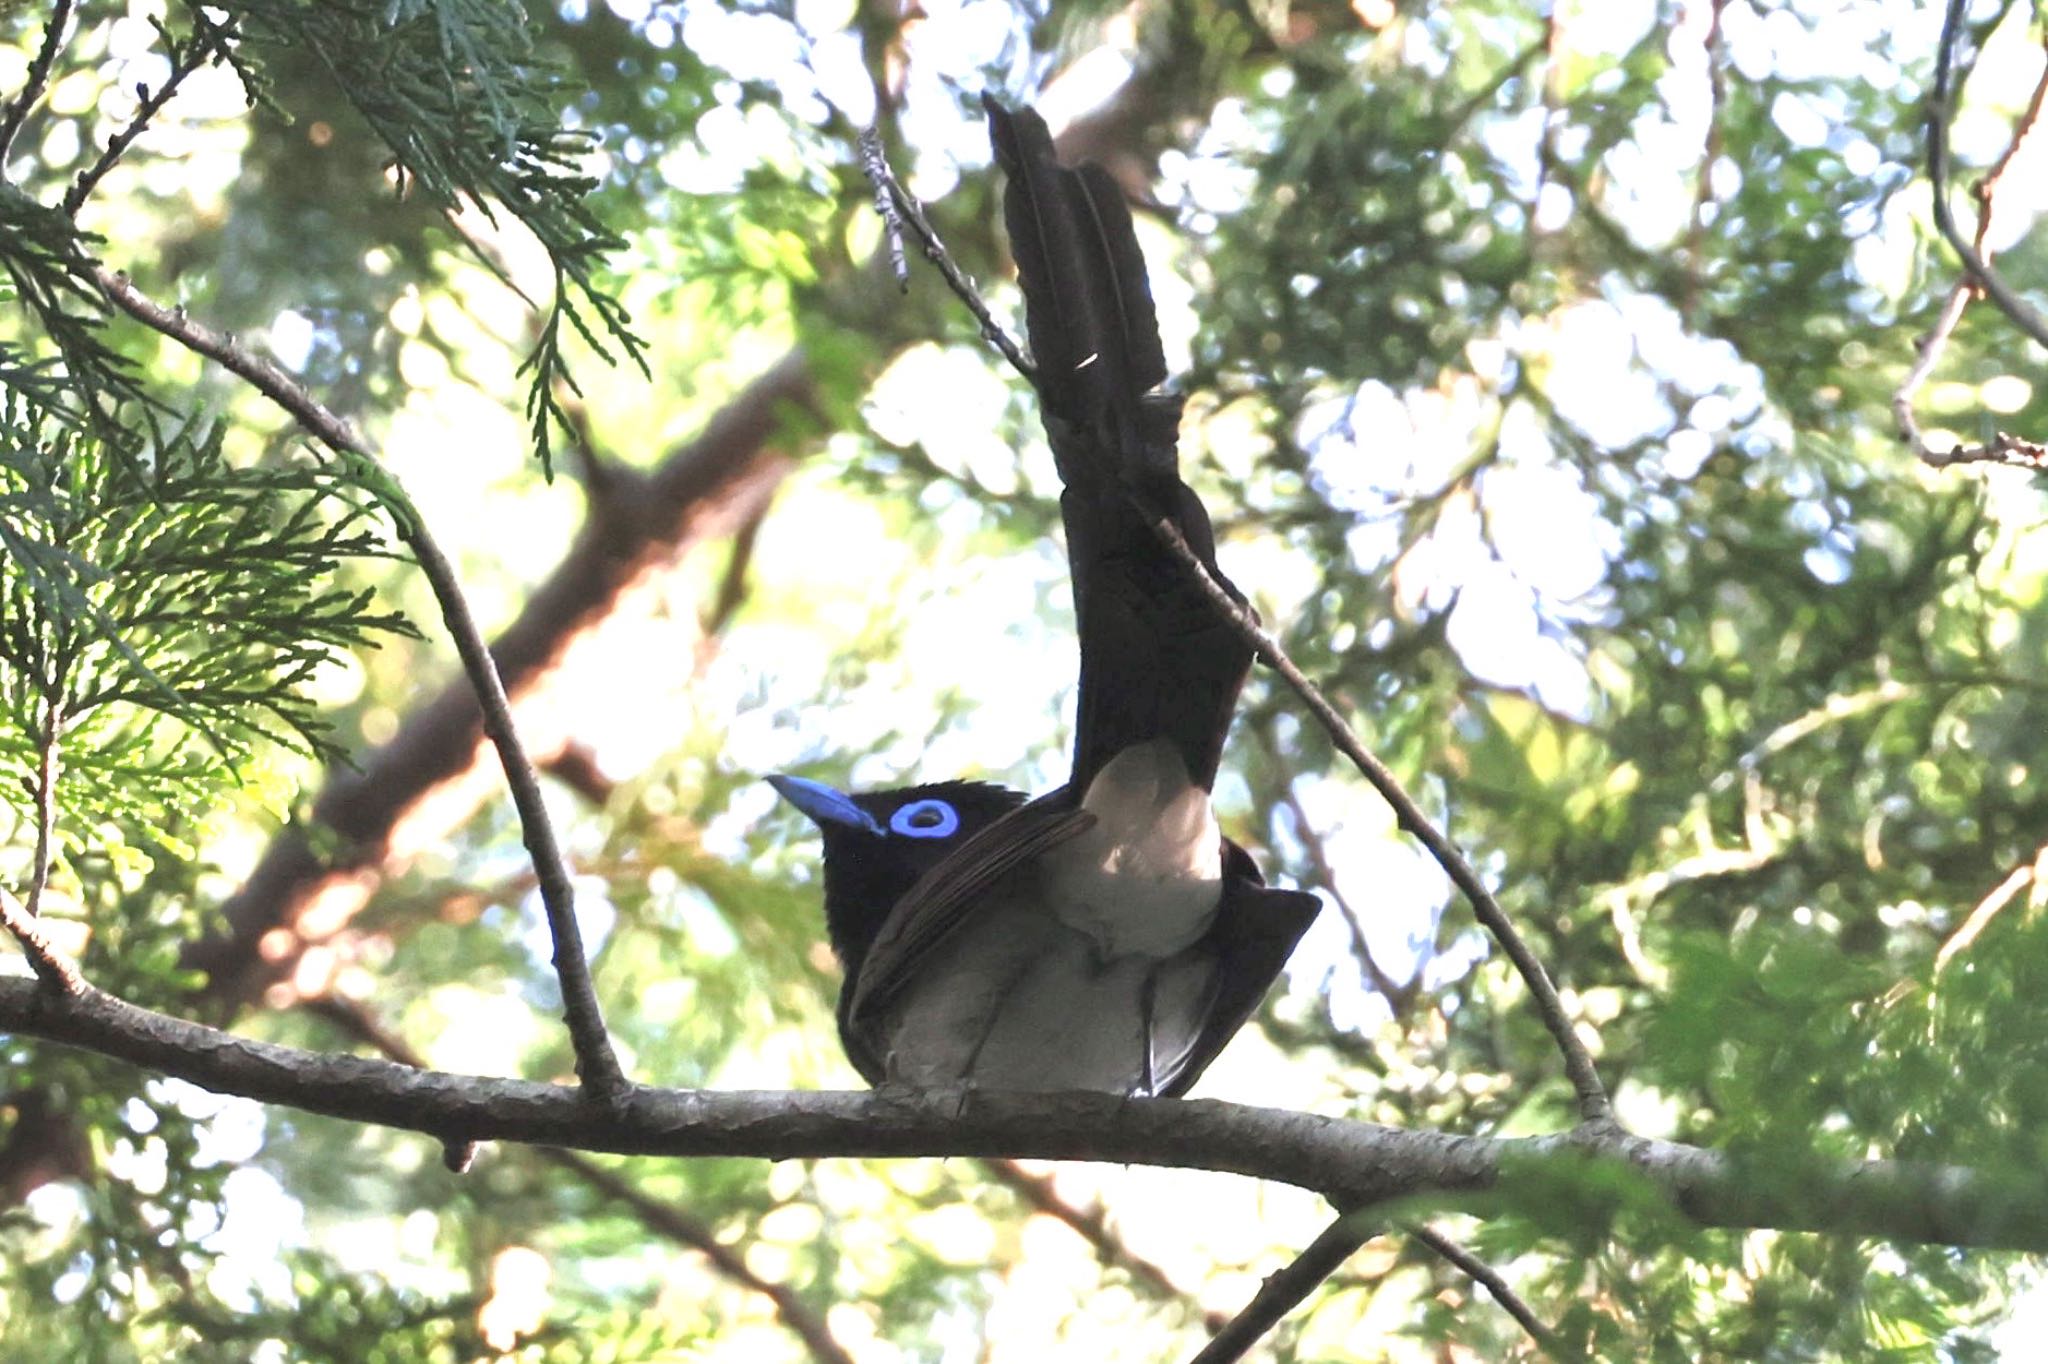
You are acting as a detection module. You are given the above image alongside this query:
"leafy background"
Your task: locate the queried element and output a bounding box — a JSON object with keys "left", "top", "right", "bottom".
{"left": 3, "top": 0, "right": 2047, "bottom": 1360}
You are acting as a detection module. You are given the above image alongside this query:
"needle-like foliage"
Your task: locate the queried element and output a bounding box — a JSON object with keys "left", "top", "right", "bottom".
{"left": 205, "top": 0, "right": 649, "bottom": 475}
{"left": 0, "top": 406, "right": 413, "bottom": 840}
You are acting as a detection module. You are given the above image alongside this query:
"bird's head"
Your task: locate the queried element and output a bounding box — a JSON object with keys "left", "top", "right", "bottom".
{"left": 769, "top": 775, "right": 1025, "bottom": 976}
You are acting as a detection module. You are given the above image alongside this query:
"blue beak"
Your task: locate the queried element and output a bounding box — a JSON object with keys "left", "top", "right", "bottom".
{"left": 768, "top": 775, "right": 883, "bottom": 835}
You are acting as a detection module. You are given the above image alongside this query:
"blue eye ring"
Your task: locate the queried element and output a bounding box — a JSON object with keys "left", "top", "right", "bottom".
{"left": 889, "top": 799, "right": 959, "bottom": 839}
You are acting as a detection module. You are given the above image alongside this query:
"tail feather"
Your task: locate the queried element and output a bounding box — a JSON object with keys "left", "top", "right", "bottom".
{"left": 985, "top": 96, "right": 1252, "bottom": 795}
{"left": 983, "top": 96, "right": 1168, "bottom": 479}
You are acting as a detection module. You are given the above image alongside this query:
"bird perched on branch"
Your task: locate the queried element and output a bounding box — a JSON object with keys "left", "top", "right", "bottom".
{"left": 771, "top": 98, "right": 1320, "bottom": 1097}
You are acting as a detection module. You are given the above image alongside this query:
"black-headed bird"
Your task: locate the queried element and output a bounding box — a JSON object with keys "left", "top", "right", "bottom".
{"left": 771, "top": 98, "right": 1320, "bottom": 1096}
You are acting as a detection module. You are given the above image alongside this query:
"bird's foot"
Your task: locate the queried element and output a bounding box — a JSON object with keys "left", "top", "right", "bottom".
{"left": 873, "top": 1077, "right": 978, "bottom": 1121}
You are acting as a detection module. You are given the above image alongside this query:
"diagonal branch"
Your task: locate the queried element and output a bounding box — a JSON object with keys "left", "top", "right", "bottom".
{"left": 1145, "top": 516, "right": 1614, "bottom": 1128}
{"left": 304, "top": 995, "right": 856, "bottom": 1364}
{"left": 1261, "top": 727, "right": 1414, "bottom": 1009}
{"left": 979, "top": 1160, "right": 1228, "bottom": 1331}
{"left": 1897, "top": 20, "right": 2048, "bottom": 471}
{"left": 858, "top": 123, "right": 1036, "bottom": 380}
{"left": 63, "top": 12, "right": 235, "bottom": 215}
{"left": 94, "top": 266, "right": 627, "bottom": 1100}
{"left": 1927, "top": 0, "right": 2048, "bottom": 352}
{"left": 0, "top": 0, "right": 78, "bottom": 168}
{"left": 1188, "top": 1208, "right": 1381, "bottom": 1364}
{"left": 1407, "top": 1223, "right": 1559, "bottom": 1356}
{"left": 0, "top": 886, "right": 85, "bottom": 995}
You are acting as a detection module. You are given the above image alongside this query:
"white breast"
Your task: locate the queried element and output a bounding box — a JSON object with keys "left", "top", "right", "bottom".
{"left": 1035, "top": 738, "right": 1224, "bottom": 959}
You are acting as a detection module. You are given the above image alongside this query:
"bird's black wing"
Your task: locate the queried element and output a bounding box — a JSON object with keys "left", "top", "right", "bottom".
{"left": 845, "top": 795, "right": 1096, "bottom": 1023}
{"left": 1161, "top": 852, "right": 1324, "bottom": 1097}
{"left": 985, "top": 97, "right": 1252, "bottom": 796}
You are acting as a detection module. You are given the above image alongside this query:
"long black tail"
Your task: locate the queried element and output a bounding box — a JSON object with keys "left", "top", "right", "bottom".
{"left": 985, "top": 97, "right": 1251, "bottom": 794}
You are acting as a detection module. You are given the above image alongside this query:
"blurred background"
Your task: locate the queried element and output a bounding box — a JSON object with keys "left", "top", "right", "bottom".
{"left": 4, "top": 0, "right": 2048, "bottom": 1359}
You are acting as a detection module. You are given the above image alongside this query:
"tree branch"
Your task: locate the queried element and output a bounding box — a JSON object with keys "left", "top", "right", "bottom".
{"left": 1408, "top": 1223, "right": 1559, "bottom": 1356}
{"left": 859, "top": 120, "right": 1035, "bottom": 380}
{"left": 3, "top": 977, "right": 2043, "bottom": 1252}
{"left": 1927, "top": 0, "right": 2048, "bottom": 352}
{"left": 1189, "top": 1208, "right": 1381, "bottom": 1364}
{"left": 0, "top": 886, "right": 85, "bottom": 995}
{"left": 63, "top": 13, "right": 233, "bottom": 215}
{"left": 978, "top": 1160, "right": 1227, "bottom": 1330}
{"left": 304, "top": 995, "right": 857, "bottom": 1364}
{"left": 0, "top": 698, "right": 82, "bottom": 994}
{"left": 0, "top": 0, "right": 77, "bottom": 168}
{"left": 94, "top": 267, "right": 627, "bottom": 1099}
{"left": 1146, "top": 517, "right": 1614, "bottom": 1129}
{"left": 1263, "top": 730, "right": 1415, "bottom": 1009}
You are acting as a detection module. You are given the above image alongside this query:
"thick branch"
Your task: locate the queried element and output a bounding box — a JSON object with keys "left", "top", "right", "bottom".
{"left": 95, "top": 268, "right": 626, "bottom": 1098}
{"left": 3, "top": 978, "right": 2043, "bottom": 1251}
{"left": 305, "top": 996, "right": 855, "bottom": 1364}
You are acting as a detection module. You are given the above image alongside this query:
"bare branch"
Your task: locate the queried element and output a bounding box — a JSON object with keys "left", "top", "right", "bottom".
{"left": 1927, "top": 0, "right": 2048, "bottom": 351}
{"left": 1898, "top": 23, "right": 2048, "bottom": 469}
{"left": 1189, "top": 1208, "right": 1381, "bottom": 1364}
{"left": 979, "top": 1160, "right": 1226, "bottom": 1330}
{"left": 0, "top": 0, "right": 78, "bottom": 168}
{"left": 5, "top": 977, "right": 2046, "bottom": 1250}
{"left": 858, "top": 127, "right": 910, "bottom": 290}
{"left": 63, "top": 13, "right": 233, "bottom": 214}
{"left": 1145, "top": 516, "right": 1613, "bottom": 1129}
{"left": 0, "top": 698, "right": 83, "bottom": 995}
{"left": 1264, "top": 740, "right": 1413, "bottom": 1008}
{"left": 94, "top": 267, "right": 627, "bottom": 1099}
{"left": 1935, "top": 852, "right": 2044, "bottom": 974}
{"left": 857, "top": 124, "right": 1036, "bottom": 380}
{"left": 0, "top": 886, "right": 85, "bottom": 995}
{"left": 1408, "top": 1223, "right": 1560, "bottom": 1357}
{"left": 25, "top": 694, "right": 61, "bottom": 923}
{"left": 305, "top": 996, "right": 857, "bottom": 1364}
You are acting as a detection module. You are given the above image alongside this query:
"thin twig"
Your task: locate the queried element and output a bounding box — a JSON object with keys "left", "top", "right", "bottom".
{"left": 95, "top": 267, "right": 627, "bottom": 1100}
{"left": 856, "top": 126, "right": 1036, "bottom": 380}
{"left": 304, "top": 996, "right": 855, "bottom": 1364}
{"left": 26, "top": 694, "right": 63, "bottom": 922}
{"left": 63, "top": 14, "right": 231, "bottom": 214}
{"left": 1683, "top": 0, "right": 1730, "bottom": 319}
{"left": 980, "top": 1160, "right": 1228, "bottom": 1331}
{"left": 857, "top": 127, "right": 909, "bottom": 289}
{"left": 1928, "top": 0, "right": 2048, "bottom": 351}
{"left": 1408, "top": 1223, "right": 1560, "bottom": 1356}
{"left": 0, "top": 886, "right": 86, "bottom": 995}
{"left": 1260, "top": 727, "right": 1413, "bottom": 1008}
{"left": 1934, "top": 853, "right": 2043, "bottom": 974}
{"left": 1147, "top": 516, "right": 1613, "bottom": 1128}
{"left": 0, "top": 0, "right": 78, "bottom": 168}
{"left": 1, "top": 696, "right": 84, "bottom": 994}
{"left": 1896, "top": 24, "right": 2048, "bottom": 469}
{"left": 1188, "top": 1208, "right": 1381, "bottom": 1364}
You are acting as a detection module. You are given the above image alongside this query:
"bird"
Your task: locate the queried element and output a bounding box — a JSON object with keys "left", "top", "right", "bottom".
{"left": 769, "top": 97, "right": 1321, "bottom": 1097}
